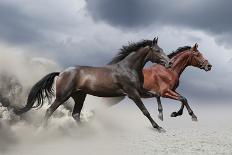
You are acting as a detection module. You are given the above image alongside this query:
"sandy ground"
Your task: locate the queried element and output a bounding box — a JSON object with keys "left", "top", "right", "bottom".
{"left": 0, "top": 97, "right": 232, "bottom": 155}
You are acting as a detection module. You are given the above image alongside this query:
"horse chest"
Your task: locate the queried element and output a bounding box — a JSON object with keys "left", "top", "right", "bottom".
{"left": 169, "top": 74, "right": 179, "bottom": 90}
{"left": 159, "top": 72, "right": 178, "bottom": 90}
{"left": 121, "top": 72, "right": 141, "bottom": 87}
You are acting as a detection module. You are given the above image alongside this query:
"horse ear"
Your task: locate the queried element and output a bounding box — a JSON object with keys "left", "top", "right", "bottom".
{"left": 192, "top": 43, "right": 198, "bottom": 51}
{"left": 194, "top": 43, "right": 198, "bottom": 49}
{"left": 152, "top": 37, "right": 156, "bottom": 45}
{"left": 152, "top": 37, "right": 158, "bottom": 45}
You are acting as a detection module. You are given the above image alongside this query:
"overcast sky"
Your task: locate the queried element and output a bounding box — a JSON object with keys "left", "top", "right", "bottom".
{"left": 0, "top": 0, "right": 231, "bottom": 103}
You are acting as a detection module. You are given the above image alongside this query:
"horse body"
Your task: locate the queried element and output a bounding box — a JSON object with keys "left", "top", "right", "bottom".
{"left": 58, "top": 50, "right": 151, "bottom": 98}
{"left": 15, "top": 38, "right": 172, "bottom": 132}
{"left": 59, "top": 66, "right": 125, "bottom": 97}
{"left": 143, "top": 65, "right": 179, "bottom": 95}
{"left": 143, "top": 44, "right": 212, "bottom": 121}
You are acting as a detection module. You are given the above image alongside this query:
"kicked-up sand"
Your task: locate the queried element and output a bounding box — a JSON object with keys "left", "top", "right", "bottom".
{"left": 0, "top": 97, "right": 232, "bottom": 155}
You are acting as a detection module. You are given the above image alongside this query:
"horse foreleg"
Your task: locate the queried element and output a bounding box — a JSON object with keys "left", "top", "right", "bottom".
{"left": 156, "top": 96, "right": 164, "bottom": 121}
{"left": 179, "top": 95, "right": 197, "bottom": 121}
{"left": 139, "top": 88, "right": 158, "bottom": 98}
{"left": 166, "top": 91, "right": 184, "bottom": 117}
{"left": 164, "top": 90, "right": 197, "bottom": 121}
{"left": 139, "top": 90, "right": 164, "bottom": 121}
{"left": 171, "top": 103, "right": 184, "bottom": 118}
{"left": 71, "top": 91, "right": 86, "bottom": 123}
{"left": 125, "top": 88, "right": 165, "bottom": 132}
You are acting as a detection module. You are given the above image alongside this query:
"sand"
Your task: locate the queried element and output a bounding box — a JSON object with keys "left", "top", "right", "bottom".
{"left": 0, "top": 97, "right": 232, "bottom": 155}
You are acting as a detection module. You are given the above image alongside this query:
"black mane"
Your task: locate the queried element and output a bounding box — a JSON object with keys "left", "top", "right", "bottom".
{"left": 108, "top": 40, "right": 152, "bottom": 64}
{"left": 168, "top": 46, "right": 191, "bottom": 58}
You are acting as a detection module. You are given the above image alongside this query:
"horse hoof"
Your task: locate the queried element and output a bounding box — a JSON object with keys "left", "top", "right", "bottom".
{"left": 158, "top": 113, "right": 164, "bottom": 121}
{"left": 192, "top": 116, "right": 198, "bottom": 121}
{"left": 72, "top": 113, "right": 81, "bottom": 122}
{"left": 156, "top": 127, "right": 166, "bottom": 133}
{"left": 171, "top": 112, "right": 178, "bottom": 117}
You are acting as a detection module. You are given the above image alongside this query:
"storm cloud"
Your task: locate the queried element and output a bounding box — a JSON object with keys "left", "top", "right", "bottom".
{"left": 86, "top": 0, "right": 232, "bottom": 47}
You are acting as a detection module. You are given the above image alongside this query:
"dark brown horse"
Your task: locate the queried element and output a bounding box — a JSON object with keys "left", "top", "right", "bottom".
{"left": 103, "top": 44, "right": 212, "bottom": 123}
{"left": 143, "top": 43, "right": 212, "bottom": 121}
{"left": 14, "top": 37, "right": 172, "bottom": 132}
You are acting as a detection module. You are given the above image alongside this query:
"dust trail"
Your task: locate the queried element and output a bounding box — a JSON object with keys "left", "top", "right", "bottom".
{"left": 0, "top": 44, "right": 62, "bottom": 152}
{"left": 0, "top": 44, "right": 127, "bottom": 155}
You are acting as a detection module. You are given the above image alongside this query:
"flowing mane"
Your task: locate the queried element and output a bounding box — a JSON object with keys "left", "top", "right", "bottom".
{"left": 168, "top": 46, "right": 191, "bottom": 58}
{"left": 108, "top": 40, "right": 152, "bottom": 64}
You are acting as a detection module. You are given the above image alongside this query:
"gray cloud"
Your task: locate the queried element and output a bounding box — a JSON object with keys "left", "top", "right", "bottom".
{"left": 0, "top": 0, "right": 113, "bottom": 66}
{"left": 86, "top": 0, "right": 232, "bottom": 46}
{"left": 0, "top": 3, "right": 44, "bottom": 44}
{"left": 86, "top": 0, "right": 158, "bottom": 28}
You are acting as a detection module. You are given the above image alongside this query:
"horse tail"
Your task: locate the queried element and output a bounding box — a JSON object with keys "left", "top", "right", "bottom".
{"left": 14, "top": 72, "right": 60, "bottom": 115}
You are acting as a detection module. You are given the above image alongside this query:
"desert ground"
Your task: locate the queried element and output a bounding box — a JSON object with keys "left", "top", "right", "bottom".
{"left": 1, "top": 96, "right": 232, "bottom": 155}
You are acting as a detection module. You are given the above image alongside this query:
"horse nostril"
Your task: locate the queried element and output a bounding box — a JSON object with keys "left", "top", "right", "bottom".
{"left": 207, "top": 64, "right": 212, "bottom": 69}
{"left": 206, "top": 64, "right": 212, "bottom": 71}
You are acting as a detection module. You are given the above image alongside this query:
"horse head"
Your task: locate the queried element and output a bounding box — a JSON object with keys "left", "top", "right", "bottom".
{"left": 190, "top": 43, "right": 212, "bottom": 71}
{"left": 148, "top": 37, "right": 172, "bottom": 68}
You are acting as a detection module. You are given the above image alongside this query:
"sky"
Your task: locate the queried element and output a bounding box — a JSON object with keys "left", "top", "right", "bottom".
{"left": 0, "top": 0, "right": 232, "bottom": 103}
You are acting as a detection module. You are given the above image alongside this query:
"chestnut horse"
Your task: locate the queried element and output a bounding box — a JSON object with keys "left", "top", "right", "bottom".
{"left": 143, "top": 43, "right": 212, "bottom": 121}
{"left": 14, "top": 38, "right": 171, "bottom": 132}
{"left": 103, "top": 44, "right": 211, "bottom": 123}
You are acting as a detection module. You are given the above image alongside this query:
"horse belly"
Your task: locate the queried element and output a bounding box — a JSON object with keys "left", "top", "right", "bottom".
{"left": 83, "top": 88, "right": 125, "bottom": 97}
{"left": 81, "top": 83, "right": 125, "bottom": 97}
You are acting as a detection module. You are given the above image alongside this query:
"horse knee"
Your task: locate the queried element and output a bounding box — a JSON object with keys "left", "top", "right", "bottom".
{"left": 179, "top": 96, "right": 187, "bottom": 103}
{"left": 158, "top": 107, "right": 163, "bottom": 112}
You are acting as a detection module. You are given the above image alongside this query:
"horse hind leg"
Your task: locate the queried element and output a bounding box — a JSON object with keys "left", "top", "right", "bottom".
{"left": 44, "top": 98, "right": 68, "bottom": 126}
{"left": 44, "top": 73, "right": 75, "bottom": 126}
{"left": 71, "top": 91, "right": 86, "bottom": 123}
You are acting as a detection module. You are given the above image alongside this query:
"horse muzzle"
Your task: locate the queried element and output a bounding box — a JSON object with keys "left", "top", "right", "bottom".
{"left": 203, "top": 63, "right": 212, "bottom": 71}
{"left": 162, "top": 60, "right": 172, "bottom": 68}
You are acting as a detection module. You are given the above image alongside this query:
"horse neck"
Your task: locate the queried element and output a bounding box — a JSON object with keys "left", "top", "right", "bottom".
{"left": 171, "top": 51, "right": 192, "bottom": 77}
{"left": 123, "top": 49, "right": 149, "bottom": 71}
